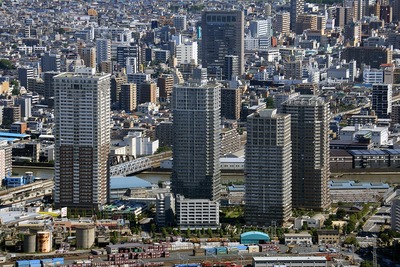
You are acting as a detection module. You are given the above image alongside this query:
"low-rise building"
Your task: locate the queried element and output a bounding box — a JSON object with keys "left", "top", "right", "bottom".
{"left": 253, "top": 256, "right": 326, "bottom": 267}
{"left": 283, "top": 232, "right": 312, "bottom": 245}
{"left": 316, "top": 229, "right": 340, "bottom": 244}
{"left": 176, "top": 195, "right": 219, "bottom": 230}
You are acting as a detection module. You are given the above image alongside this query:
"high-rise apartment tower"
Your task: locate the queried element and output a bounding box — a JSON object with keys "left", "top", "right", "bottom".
{"left": 54, "top": 69, "right": 111, "bottom": 211}
{"left": 282, "top": 95, "right": 331, "bottom": 210}
{"left": 245, "top": 109, "right": 292, "bottom": 226}
{"left": 171, "top": 82, "right": 222, "bottom": 201}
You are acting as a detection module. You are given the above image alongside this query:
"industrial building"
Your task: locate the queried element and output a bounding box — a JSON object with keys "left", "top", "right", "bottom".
{"left": 240, "top": 231, "right": 270, "bottom": 245}
{"left": 253, "top": 256, "right": 327, "bottom": 267}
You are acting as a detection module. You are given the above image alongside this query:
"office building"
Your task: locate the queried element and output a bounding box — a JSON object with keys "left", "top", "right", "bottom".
{"left": 156, "top": 193, "right": 175, "bottom": 227}
{"left": 96, "top": 38, "right": 111, "bottom": 65}
{"left": 0, "top": 140, "right": 12, "bottom": 178}
{"left": 138, "top": 81, "right": 157, "bottom": 104}
{"left": 43, "top": 71, "right": 59, "bottom": 100}
{"left": 284, "top": 61, "right": 303, "bottom": 80}
{"left": 116, "top": 44, "right": 140, "bottom": 69}
{"left": 372, "top": 84, "right": 392, "bottom": 118}
{"left": 276, "top": 12, "right": 291, "bottom": 35}
{"left": 80, "top": 47, "right": 96, "bottom": 69}
{"left": 157, "top": 74, "right": 174, "bottom": 101}
{"left": 15, "top": 97, "right": 32, "bottom": 120}
{"left": 2, "top": 106, "right": 21, "bottom": 127}
{"left": 41, "top": 52, "right": 61, "bottom": 72}
{"left": 111, "top": 74, "right": 127, "bottom": 104}
{"left": 391, "top": 196, "right": 400, "bottom": 232}
{"left": 176, "top": 194, "right": 220, "bottom": 229}
{"left": 245, "top": 109, "right": 292, "bottom": 226}
{"left": 119, "top": 83, "right": 137, "bottom": 112}
{"left": 282, "top": 96, "right": 331, "bottom": 210}
{"left": 201, "top": 10, "right": 244, "bottom": 76}
{"left": 224, "top": 55, "right": 239, "bottom": 80}
{"left": 341, "top": 46, "right": 392, "bottom": 68}
{"left": 249, "top": 19, "right": 272, "bottom": 38}
{"left": 290, "top": 0, "right": 305, "bottom": 30}
{"left": 176, "top": 42, "right": 198, "bottom": 65}
{"left": 18, "top": 67, "right": 34, "bottom": 88}
{"left": 171, "top": 82, "right": 222, "bottom": 201}
{"left": 173, "top": 15, "right": 187, "bottom": 31}
{"left": 53, "top": 69, "right": 111, "bottom": 211}
{"left": 221, "top": 88, "right": 241, "bottom": 120}
{"left": 155, "top": 121, "right": 173, "bottom": 147}
{"left": 295, "top": 14, "right": 317, "bottom": 35}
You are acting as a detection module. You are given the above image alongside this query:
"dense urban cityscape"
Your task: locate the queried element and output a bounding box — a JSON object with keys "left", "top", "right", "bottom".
{"left": 0, "top": 0, "right": 400, "bottom": 266}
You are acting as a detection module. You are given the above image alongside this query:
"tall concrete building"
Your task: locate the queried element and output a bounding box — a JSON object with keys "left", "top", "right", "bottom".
{"left": 138, "top": 81, "right": 157, "bottom": 104}
{"left": 201, "top": 10, "right": 244, "bottom": 77}
{"left": 18, "top": 67, "right": 34, "bottom": 88}
{"left": 224, "top": 55, "right": 239, "bottom": 80}
{"left": 157, "top": 74, "right": 174, "bottom": 101}
{"left": 245, "top": 109, "right": 292, "bottom": 227}
{"left": 119, "top": 83, "right": 137, "bottom": 112}
{"left": 221, "top": 87, "right": 241, "bottom": 120}
{"left": 80, "top": 47, "right": 97, "bottom": 69}
{"left": 53, "top": 69, "right": 111, "bottom": 211}
{"left": 41, "top": 52, "right": 61, "bottom": 72}
{"left": 173, "top": 15, "right": 187, "bottom": 31}
{"left": 282, "top": 96, "right": 331, "bottom": 210}
{"left": 276, "top": 12, "right": 291, "bottom": 35}
{"left": 290, "top": 0, "right": 305, "bottom": 30}
{"left": 372, "top": 84, "right": 392, "bottom": 118}
{"left": 96, "top": 38, "right": 111, "bottom": 65}
{"left": 171, "top": 82, "right": 222, "bottom": 201}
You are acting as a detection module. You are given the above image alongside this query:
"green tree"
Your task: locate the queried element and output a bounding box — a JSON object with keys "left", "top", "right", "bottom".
{"left": 0, "top": 59, "right": 13, "bottom": 70}
{"left": 186, "top": 228, "right": 191, "bottom": 238}
{"left": 344, "top": 236, "right": 358, "bottom": 246}
{"left": 336, "top": 208, "right": 346, "bottom": 219}
{"left": 207, "top": 228, "right": 213, "bottom": 238}
{"left": 161, "top": 227, "right": 168, "bottom": 238}
{"left": 155, "top": 146, "right": 172, "bottom": 154}
{"left": 265, "top": 97, "right": 274, "bottom": 108}
{"left": 360, "top": 261, "right": 373, "bottom": 267}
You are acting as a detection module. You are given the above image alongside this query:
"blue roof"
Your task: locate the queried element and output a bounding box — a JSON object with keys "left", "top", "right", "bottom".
{"left": 0, "top": 132, "right": 29, "bottom": 138}
{"left": 110, "top": 176, "right": 152, "bottom": 189}
{"left": 241, "top": 231, "right": 270, "bottom": 239}
{"left": 0, "top": 137, "right": 19, "bottom": 142}
{"left": 329, "top": 180, "right": 390, "bottom": 190}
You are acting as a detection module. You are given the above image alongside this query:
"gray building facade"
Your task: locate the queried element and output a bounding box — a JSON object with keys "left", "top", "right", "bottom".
{"left": 171, "top": 82, "right": 222, "bottom": 201}
{"left": 245, "top": 109, "right": 292, "bottom": 226}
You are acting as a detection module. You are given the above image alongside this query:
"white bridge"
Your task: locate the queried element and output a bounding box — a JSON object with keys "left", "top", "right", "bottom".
{"left": 109, "top": 151, "right": 172, "bottom": 176}
{"left": 110, "top": 157, "right": 152, "bottom": 176}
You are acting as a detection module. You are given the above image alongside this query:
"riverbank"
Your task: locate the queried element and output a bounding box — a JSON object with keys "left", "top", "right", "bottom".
{"left": 12, "top": 164, "right": 400, "bottom": 185}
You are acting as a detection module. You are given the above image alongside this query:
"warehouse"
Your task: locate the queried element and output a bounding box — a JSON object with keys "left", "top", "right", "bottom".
{"left": 240, "top": 231, "right": 270, "bottom": 245}
{"left": 253, "top": 256, "right": 327, "bottom": 267}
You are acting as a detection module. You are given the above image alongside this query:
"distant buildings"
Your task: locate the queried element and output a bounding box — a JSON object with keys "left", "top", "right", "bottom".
{"left": 221, "top": 88, "right": 241, "bottom": 121}
{"left": 171, "top": 82, "right": 222, "bottom": 201}
{"left": 290, "top": 0, "right": 305, "bottom": 30}
{"left": 41, "top": 52, "right": 61, "bottom": 72}
{"left": 54, "top": 69, "right": 111, "bottom": 211}
{"left": 201, "top": 10, "right": 244, "bottom": 77}
{"left": 372, "top": 84, "right": 392, "bottom": 119}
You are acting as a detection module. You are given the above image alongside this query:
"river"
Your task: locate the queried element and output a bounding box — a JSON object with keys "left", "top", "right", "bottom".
{"left": 13, "top": 166, "right": 400, "bottom": 185}
{"left": 12, "top": 167, "right": 246, "bottom": 185}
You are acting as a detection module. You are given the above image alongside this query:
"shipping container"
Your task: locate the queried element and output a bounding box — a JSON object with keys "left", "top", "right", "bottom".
{"left": 236, "top": 245, "right": 247, "bottom": 251}
{"left": 205, "top": 248, "right": 216, "bottom": 255}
